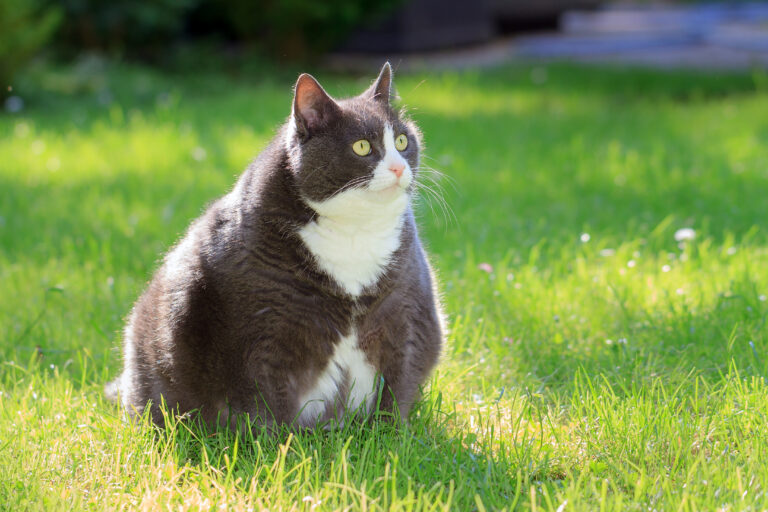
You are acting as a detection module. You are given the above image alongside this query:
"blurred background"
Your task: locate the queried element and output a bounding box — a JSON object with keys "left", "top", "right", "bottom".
{"left": 4, "top": 0, "right": 768, "bottom": 104}
{"left": 3, "top": 4, "right": 768, "bottom": 508}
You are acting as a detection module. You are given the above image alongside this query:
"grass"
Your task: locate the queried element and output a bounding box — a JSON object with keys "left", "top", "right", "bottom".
{"left": 1, "top": 59, "right": 768, "bottom": 510}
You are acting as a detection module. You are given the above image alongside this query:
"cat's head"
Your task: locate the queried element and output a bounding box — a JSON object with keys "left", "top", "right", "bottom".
{"left": 285, "top": 63, "right": 420, "bottom": 213}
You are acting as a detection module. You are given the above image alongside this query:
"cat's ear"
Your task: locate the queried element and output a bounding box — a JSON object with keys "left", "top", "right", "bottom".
{"left": 292, "top": 73, "right": 339, "bottom": 140}
{"left": 365, "top": 62, "right": 394, "bottom": 106}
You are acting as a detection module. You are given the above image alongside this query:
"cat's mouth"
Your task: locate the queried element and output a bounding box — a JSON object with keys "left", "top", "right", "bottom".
{"left": 379, "top": 181, "right": 406, "bottom": 193}
{"left": 365, "top": 182, "right": 408, "bottom": 201}
{"left": 366, "top": 175, "right": 412, "bottom": 196}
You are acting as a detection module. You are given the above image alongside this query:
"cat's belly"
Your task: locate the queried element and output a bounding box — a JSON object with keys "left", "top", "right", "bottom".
{"left": 295, "top": 329, "right": 378, "bottom": 426}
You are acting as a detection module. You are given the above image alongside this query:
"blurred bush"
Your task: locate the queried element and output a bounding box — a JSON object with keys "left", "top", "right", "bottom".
{"left": 48, "top": 0, "right": 401, "bottom": 60}
{"left": 212, "top": 0, "right": 402, "bottom": 58}
{"left": 0, "top": 0, "right": 61, "bottom": 95}
{"left": 54, "top": 0, "right": 199, "bottom": 56}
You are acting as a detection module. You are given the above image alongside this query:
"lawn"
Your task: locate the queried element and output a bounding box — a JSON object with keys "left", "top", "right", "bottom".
{"left": 1, "top": 60, "right": 768, "bottom": 510}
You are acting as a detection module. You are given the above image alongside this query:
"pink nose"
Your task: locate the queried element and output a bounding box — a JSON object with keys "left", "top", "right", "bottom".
{"left": 389, "top": 163, "right": 404, "bottom": 178}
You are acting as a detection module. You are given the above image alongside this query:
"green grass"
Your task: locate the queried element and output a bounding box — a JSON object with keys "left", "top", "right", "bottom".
{"left": 2, "top": 60, "right": 768, "bottom": 510}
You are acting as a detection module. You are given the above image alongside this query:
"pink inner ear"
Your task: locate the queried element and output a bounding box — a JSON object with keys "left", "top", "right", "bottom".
{"left": 298, "top": 90, "right": 322, "bottom": 124}
{"left": 296, "top": 81, "right": 330, "bottom": 128}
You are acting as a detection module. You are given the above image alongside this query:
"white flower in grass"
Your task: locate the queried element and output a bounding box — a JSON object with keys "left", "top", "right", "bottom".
{"left": 760, "top": 295, "right": 766, "bottom": 302}
{"left": 192, "top": 147, "right": 207, "bottom": 161}
{"left": 580, "top": 233, "right": 590, "bottom": 243}
{"left": 674, "top": 228, "right": 696, "bottom": 242}
{"left": 662, "top": 265, "right": 671, "bottom": 272}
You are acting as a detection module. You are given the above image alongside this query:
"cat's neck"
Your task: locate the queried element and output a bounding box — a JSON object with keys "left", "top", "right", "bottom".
{"left": 307, "top": 188, "right": 408, "bottom": 232}
{"left": 299, "top": 190, "right": 409, "bottom": 297}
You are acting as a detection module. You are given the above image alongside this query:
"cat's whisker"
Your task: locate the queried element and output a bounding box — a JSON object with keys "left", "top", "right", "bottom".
{"left": 414, "top": 187, "right": 450, "bottom": 229}
{"left": 326, "top": 176, "right": 371, "bottom": 201}
{"left": 411, "top": 182, "right": 440, "bottom": 222}
{"left": 415, "top": 168, "right": 452, "bottom": 201}
{"left": 413, "top": 179, "right": 456, "bottom": 229}
{"left": 301, "top": 163, "right": 330, "bottom": 184}
{"left": 409, "top": 79, "right": 427, "bottom": 93}
{"left": 416, "top": 163, "right": 458, "bottom": 226}
{"left": 416, "top": 164, "right": 458, "bottom": 191}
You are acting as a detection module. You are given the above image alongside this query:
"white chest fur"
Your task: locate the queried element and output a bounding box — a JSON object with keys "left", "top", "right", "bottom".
{"left": 299, "top": 190, "right": 407, "bottom": 297}
{"left": 296, "top": 330, "right": 377, "bottom": 425}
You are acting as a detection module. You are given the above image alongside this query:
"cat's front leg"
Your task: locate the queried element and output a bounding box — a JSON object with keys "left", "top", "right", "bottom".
{"left": 374, "top": 331, "right": 441, "bottom": 423}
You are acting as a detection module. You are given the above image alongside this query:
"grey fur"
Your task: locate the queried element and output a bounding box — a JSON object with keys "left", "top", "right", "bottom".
{"left": 107, "top": 63, "right": 443, "bottom": 429}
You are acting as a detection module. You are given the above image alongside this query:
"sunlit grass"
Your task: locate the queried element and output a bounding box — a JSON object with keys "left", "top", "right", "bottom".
{"left": 1, "top": 61, "right": 768, "bottom": 510}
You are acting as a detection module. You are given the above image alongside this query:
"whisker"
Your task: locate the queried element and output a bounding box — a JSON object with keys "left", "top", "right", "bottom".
{"left": 301, "top": 163, "right": 330, "bottom": 183}
{"left": 416, "top": 170, "right": 455, "bottom": 204}
{"left": 326, "top": 176, "right": 371, "bottom": 200}
{"left": 418, "top": 188, "right": 454, "bottom": 230}
{"left": 413, "top": 179, "right": 457, "bottom": 229}
{"left": 409, "top": 79, "right": 427, "bottom": 93}
{"left": 416, "top": 165, "right": 458, "bottom": 191}
{"left": 412, "top": 184, "right": 441, "bottom": 225}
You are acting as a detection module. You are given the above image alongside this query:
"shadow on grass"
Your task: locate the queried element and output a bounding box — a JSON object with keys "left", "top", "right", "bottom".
{"left": 139, "top": 395, "right": 538, "bottom": 510}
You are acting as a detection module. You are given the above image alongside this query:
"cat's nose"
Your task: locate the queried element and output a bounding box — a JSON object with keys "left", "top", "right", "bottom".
{"left": 389, "top": 163, "right": 404, "bottom": 178}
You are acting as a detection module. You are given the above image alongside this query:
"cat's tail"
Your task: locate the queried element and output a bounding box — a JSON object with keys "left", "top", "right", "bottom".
{"left": 104, "top": 377, "right": 121, "bottom": 403}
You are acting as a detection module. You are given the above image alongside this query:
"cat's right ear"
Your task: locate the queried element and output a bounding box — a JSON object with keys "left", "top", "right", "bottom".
{"left": 364, "top": 62, "right": 394, "bottom": 106}
{"left": 292, "top": 74, "right": 339, "bottom": 141}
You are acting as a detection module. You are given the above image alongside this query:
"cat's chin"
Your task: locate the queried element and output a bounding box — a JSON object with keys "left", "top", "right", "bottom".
{"left": 367, "top": 183, "right": 409, "bottom": 202}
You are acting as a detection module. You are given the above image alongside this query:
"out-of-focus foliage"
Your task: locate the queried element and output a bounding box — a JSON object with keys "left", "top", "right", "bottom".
{"left": 53, "top": 0, "right": 199, "bottom": 56}
{"left": 213, "top": 0, "right": 401, "bottom": 58}
{"left": 0, "top": 0, "right": 61, "bottom": 94}
{"left": 46, "top": 0, "right": 401, "bottom": 60}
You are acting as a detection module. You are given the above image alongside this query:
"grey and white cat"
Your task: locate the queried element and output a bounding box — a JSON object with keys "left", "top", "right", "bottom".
{"left": 106, "top": 63, "right": 444, "bottom": 429}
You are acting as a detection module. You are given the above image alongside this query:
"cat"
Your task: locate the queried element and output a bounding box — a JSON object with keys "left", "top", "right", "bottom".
{"left": 106, "top": 63, "right": 444, "bottom": 430}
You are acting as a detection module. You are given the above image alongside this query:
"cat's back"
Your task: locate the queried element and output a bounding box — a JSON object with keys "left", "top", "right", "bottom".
{"left": 110, "top": 191, "right": 240, "bottom": 415}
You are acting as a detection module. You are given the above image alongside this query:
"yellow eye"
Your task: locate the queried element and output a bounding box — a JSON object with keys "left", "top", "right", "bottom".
{"left": 352, "top": 139, "right": 371, "bottom": 156}
{"left": 395, "top": 134, "right": 408, "bottom": 151}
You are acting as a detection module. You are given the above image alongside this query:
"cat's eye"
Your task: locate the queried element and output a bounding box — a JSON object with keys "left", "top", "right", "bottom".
{"left": 395, "top": 134, "right": 408, "bottom": 151}
{"left": 352, "top": 139, "right": 371, "bottom": 156}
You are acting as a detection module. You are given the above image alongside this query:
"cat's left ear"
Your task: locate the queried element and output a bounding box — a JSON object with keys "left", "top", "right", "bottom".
{"left": 293, "top": 73, "right": 340, "bottom": 140}
{"left": 364, "top": 62, "right": 394, "bottom": 106}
